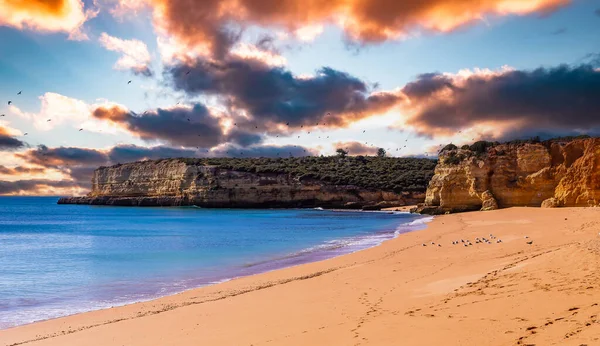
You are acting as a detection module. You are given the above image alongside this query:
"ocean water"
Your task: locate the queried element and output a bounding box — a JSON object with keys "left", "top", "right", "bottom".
{"left": 0, "top": 197, "right": 430, "bottom": 329}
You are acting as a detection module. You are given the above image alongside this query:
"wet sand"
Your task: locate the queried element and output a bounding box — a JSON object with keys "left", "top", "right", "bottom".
{"left": 2, "top": 207, "right": 600, "bottom": 346}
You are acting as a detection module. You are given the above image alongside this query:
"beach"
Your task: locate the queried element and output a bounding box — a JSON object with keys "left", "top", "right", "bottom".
{"left": 2, "top": 207, "right": 600, "bottom": 346}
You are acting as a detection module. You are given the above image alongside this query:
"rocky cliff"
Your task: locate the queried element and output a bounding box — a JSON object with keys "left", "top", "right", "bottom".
{"left": 58, "top": 157, "right": 433, "bottom": 208}
{"left": 416, "top": 137, "right": 600, "bottom": 214}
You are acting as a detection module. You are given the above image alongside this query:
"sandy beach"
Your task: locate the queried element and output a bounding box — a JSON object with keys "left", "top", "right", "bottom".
{"left": 2, "top": 207, "right": 600, "bottom": 346}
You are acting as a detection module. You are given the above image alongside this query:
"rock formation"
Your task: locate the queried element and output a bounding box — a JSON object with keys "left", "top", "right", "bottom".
{"left": 415, "top": 138, "right": 600, "bottom": 214}
{"left": 58, "top": 159, "right": 427, "bottom": 208}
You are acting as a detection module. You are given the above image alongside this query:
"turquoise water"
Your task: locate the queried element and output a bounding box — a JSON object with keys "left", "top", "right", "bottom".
{"left": 0, "top": 197, "right": 429, "bottom": 329}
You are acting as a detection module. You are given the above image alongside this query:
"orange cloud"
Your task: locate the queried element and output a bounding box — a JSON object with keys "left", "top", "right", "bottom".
{"left": 124, "top": 0, "right": 569, "bottom": 57}
{"left": 0, "top": 125, "right": 26, "bottom": 150}
{"left": 0, "top": 0, "right": 96, "bottom": 39}
{"left": 396, "top": 64, "right": 600, "bottom": 140}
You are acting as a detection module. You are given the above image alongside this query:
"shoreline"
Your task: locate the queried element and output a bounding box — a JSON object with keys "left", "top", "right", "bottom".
{"left": 0, "top": 208, "right": 425, "bottom": 331}
{"left": 3, "top": 207, "right": 600, "bottom": 345}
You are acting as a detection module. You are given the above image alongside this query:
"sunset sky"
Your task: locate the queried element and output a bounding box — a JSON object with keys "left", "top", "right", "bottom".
{"left": 0, "top": 0, "right": 599, "bottom": 195}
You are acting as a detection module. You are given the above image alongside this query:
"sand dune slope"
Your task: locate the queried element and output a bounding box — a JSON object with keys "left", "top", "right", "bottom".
{"left": 2, "top": 207, "right": 600, "bottom": 346}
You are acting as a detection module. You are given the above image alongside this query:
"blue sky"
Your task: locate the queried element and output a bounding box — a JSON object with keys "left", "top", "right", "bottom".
{"left": 0, "top": 0, "right": 599, "bottom": 194}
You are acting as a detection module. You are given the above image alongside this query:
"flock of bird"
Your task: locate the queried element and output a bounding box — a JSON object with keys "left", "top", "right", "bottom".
{"left": 423, "top": 234, "right": 534, "bottom": 248}
{"left": 3, "top": 80, "right": 465, "bottom": 158}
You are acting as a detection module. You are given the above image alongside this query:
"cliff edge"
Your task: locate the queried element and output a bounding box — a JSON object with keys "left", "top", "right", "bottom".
{"left": 58, "top": 156, "right": 435, "bottom": 209}
{"left": 415, "top": 137, "right": 600, "bottom": 214}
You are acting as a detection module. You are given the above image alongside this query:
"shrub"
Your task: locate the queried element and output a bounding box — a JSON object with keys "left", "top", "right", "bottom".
{"left": 469, "top": 141, "right": 494, "bottom": 155}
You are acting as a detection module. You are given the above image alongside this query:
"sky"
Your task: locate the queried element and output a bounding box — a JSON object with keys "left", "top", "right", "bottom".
{"left": 0, "top": 0, "right": 599, "bottom": 195}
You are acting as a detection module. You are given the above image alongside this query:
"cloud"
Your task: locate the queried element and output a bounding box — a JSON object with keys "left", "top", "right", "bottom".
{"left": 398, "top": 64, "right": 600, "bottom": 140}
{"left": 0, "top": 126, "right": 26, "bottom": 150}
{"left": 332, "top": 141, "right": 379, "bottom": 156}
{"left": 168, "top": 56, "right": 402, "bottom": 131}
{"left": 99, "top": 33, "right": 153, "bottom": 76}
{"left": 18, "top": 145, "right": 109, "bottom": 168}
{"left": 0, "top": 0, "right": 96, "bottom": 40}
{"left": 229, "top": 42, "right": 287, "bottom": 67}
{"left": 107, "top": 144, "right": 198, "bottom": 163}
{"left": 11, "top": 92, "right": 122, "bottom": 133}
{"left": 0, "top": 179, "right": 82, "bottom": 195}
{"left": 91, "top": 103, "right": 261, "bottom": 147}
{"left": 0, "top": 165, "right": 46, "bottom": 175}
{"left": 122, "top": 0, "right": 569, "bottom": 58}
{"left": 210, "top": 144, "right": 318, "bottom": 158}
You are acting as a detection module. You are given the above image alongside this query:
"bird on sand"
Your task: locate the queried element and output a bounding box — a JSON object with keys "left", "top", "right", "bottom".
{"left": 526, "top": 241, "right": 533, "bottom": 245}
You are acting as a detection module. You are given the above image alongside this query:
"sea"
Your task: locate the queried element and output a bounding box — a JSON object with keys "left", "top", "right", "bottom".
{"left": 0, "top": 197, "right": 430, "bottom": 329}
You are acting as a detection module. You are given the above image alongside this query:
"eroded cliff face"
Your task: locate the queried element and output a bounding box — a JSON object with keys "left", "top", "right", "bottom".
{"left": 418, "top": 138, "right": 600, "bottom": 214}
{"left": 59, "top": 160, "right": 424, "bottom": 208}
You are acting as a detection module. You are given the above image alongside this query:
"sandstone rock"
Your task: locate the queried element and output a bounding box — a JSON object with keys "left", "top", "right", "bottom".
{"left": 421, "top": 138, "right": 600, "bottom": 213}
{"left": 58, "top": 160, "right": 425, "bottom": 208}
{"left": 361, "top": 205, "right": 382, "bottom": 211}
{"left": 480, "top": 190, "right": 498, "bottom": 211}
{"left": 541, "top": 197, "right": 559, "bottom": 208}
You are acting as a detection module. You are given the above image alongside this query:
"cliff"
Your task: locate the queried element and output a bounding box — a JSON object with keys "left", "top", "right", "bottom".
{"left": 58, "top": 156, "right": 435, "bottom": 208}
{"left": 416, "top": 137, "right": 600, "bottom": 214}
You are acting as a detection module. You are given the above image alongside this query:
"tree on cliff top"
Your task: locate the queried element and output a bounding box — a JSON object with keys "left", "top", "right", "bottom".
{"left": 336, "top": 148, "right": 348, "bottom": 158}
{"left": 377, "top": 148, "right": 386, "bottom": 157}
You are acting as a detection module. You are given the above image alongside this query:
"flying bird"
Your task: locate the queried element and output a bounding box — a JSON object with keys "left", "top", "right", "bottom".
{"left": 8, "top": 101, "right": 12, "bottom": 105}
{"left": 188, "top": 118, "right": 191, "bottom": 122}
{"left": 186, "top": 70, "right": 191, "bottom": 75}
{"left": 79, "top": 128, "right": 83, "bottom": 131}
{"left": 17, "top": 91, "right": 22, "bottom": 95}
{"left": 128, "top": 80, "right": 132, "bottom": 84}
{"left": 24, "top": 133, "right": 28, "bottom": 136}
{"left": 47, "top": 119, "right": 51, "bottom": 122}
{"left": 0, "top": 114, "right": 4, "bottom": 117}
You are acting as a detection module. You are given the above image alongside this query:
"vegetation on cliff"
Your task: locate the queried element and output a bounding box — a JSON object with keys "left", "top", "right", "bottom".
{"left": 140, "top": 156, "right": 438, "bottom": 193}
